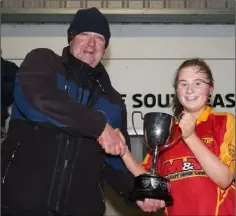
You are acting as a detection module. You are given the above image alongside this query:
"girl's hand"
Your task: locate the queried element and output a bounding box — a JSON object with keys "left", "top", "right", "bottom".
{"left": 179, "top": 112, "right": 197, "bottom": 141}
{"left": 115, "top": 128, "right": 128, "bottom": 157}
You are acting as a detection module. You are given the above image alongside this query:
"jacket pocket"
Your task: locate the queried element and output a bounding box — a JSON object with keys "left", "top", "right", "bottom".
{"left": 2, "top": 141, "right": 21, "bottom": 184}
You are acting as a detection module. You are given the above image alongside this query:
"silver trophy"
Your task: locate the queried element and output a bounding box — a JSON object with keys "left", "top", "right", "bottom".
{"left": 130, "top": 111, "right": 181, "bottom": 205}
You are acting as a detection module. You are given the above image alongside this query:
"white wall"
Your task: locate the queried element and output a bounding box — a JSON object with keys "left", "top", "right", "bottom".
{"left": 1, "top": 24, "right": 235, "bottom": 216}
{"left": 2, "top": 24, "right": 235, "bottom": 135}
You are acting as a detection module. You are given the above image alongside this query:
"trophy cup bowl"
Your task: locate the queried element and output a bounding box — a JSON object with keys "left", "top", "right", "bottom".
{"left": 130, "top": 112, "right": 176, "bottom": 205}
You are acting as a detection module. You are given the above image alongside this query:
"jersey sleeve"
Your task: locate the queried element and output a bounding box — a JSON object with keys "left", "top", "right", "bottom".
{"left": 219, "top": 113, "right": 235, "bottom": 176}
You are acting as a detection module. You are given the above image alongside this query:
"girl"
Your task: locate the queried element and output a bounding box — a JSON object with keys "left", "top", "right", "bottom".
{"left": 120, "top": 58, "right": 235, "bottom": 215}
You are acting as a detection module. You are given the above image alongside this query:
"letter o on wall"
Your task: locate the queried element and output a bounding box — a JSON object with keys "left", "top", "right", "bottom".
{"left": 144, "top": 94, "right": 156, "bottom": 108}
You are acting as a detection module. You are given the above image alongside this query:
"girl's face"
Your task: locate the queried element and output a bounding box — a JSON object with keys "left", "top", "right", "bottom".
{"left": 176, "top": 66, "right": 213, "bottom": 117}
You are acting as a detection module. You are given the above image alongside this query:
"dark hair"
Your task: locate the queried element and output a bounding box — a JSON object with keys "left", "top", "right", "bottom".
{"left": 171, "top": 58, "right": 214, "bottom": 118}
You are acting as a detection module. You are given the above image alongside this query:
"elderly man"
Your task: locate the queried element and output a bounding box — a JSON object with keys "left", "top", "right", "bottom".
{"left": 1, "top": 7, "right": 164, "bottom": 216}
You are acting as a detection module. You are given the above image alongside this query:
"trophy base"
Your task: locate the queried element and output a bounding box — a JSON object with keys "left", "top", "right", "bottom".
{"left": 130, "top": 173, "right": 173, "bottom": 206}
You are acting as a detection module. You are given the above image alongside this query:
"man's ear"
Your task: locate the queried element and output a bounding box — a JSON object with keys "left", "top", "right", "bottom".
{"left": 69, "top": 39, "right": 73, "bottom": 46}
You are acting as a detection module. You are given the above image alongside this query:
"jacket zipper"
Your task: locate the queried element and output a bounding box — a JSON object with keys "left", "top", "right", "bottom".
{"left": 2, "top": 142, "right": 21, "bottom": 184}
{"left": 98, "top": 182, "right": 105, "bottom": 203}
{"left": 55, "top": 136, "right": 70, "bottom": 212}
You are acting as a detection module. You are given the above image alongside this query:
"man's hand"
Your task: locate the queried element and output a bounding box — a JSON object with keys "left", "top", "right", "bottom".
{"left": 97, "top": 124, "right": 126, "bottom": 156}
{"left": 136, "top": 198, "right": 165, "bottom": 213}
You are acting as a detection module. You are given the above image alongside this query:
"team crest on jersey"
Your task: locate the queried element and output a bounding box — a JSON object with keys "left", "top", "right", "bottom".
{"left": 162, "top": 156, "right": 206, "bottom": 180}
{"left": 201, "top": 136, "right": 214, "bottom": 144}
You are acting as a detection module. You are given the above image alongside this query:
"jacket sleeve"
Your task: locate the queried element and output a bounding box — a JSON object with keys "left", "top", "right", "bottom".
{"left": 18, "top": 48, "right": 107, "bottom": 139}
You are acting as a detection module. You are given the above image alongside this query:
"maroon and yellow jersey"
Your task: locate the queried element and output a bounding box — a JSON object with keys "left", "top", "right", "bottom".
{"left": 142, "top": 106, "right": 235, "bottom": 216}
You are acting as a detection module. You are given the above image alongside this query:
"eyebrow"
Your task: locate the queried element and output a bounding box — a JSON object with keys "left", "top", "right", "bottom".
{"left": 177, "top": 79, "right": 187, "bottom": 82}
{"left": 96, "top": 35, "right": 105, "bottom": 40}
{"left": 81, "top": 32, "right": 105, "bottom": 39}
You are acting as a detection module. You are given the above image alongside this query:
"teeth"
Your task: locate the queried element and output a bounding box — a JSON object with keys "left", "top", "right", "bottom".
{"left": 85, "top": 51, "right": 93, "bottom": 54}
{"left": 186, "top": 97, "right": 197, "bottom": 100}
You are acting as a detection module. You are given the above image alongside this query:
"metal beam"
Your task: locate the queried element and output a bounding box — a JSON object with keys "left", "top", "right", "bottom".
{"left": 1, "top": 8, "right": 235, "bottom": 24}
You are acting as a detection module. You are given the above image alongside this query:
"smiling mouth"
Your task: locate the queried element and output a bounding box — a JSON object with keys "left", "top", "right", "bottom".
{"left": 185, "top": 97, "right": 198, "bottom": 101}
{"left": 84, "top": 50, "right": 95, "bottom": 55}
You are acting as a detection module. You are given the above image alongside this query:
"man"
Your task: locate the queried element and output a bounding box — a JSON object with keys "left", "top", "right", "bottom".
{"left": 1, "top": 56, "right": 18, "bottom": 140}
{"left": 1, "top": 7, "right": 164, "bottom": 216}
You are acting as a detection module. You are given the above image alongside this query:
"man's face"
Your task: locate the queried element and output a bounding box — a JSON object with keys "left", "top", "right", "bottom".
{"left": 70, "top": 32, "right": 105, "bottom": 68}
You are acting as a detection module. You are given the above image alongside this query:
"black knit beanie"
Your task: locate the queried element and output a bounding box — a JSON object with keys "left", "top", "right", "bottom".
{"left": 67, "top": 7, "right": 111, "bottom": 49}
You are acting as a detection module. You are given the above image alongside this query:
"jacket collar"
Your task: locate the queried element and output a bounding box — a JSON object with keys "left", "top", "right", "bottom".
{"left": 61, "top": 46, "right": 102, "bottom": 79}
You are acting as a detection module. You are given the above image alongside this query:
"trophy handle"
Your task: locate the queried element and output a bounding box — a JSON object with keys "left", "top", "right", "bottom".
{"left": 159, "top": 133, "right": 182, "bottom": 152}
{"left": 159, "top": 113, "right": 184, "bottom": 151}
{"left": 163, "top": 112, "right": 183, "bottom": 149}
{"left": 131, "top": 111, "right": 151, "bottom": 149}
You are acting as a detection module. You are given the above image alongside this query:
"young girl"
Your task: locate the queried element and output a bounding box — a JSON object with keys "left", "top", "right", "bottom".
{"left": 120, "top": 58, "right": 235, "bottom": 215}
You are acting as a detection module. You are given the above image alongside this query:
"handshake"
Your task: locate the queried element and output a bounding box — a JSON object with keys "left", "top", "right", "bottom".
{"left": 97, "top": 123, "right": 166, "bottom": 212}
{"left": 97, "top": 123, "right": 127, "bottom": 157}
